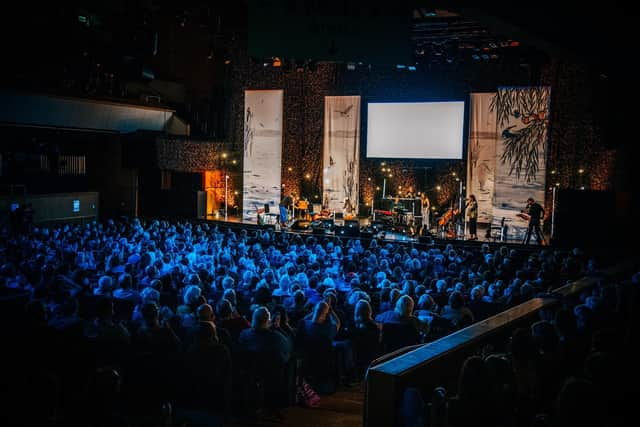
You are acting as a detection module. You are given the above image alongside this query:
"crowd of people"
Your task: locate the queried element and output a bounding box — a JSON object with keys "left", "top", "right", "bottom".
{"left": 400, "top": 265, "right": 639, "bottom": 427}
{"left": 0, "top": 216, "right": 612, "bottom": 426}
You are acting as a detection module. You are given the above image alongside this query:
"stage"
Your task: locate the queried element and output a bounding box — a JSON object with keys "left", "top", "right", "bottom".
{"left": 204, "top": 212, "right": 551, "bottom": 247}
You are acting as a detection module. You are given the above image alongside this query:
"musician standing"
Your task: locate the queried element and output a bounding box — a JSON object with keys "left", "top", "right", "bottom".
{"left": 466, "top": 194, "right": 478, "bottom": 240}
{"left": 523, "top": 197, "right": 544, "bottom": 244}
{"left": 420, "top": 193, "right": 430, "bottom": 232}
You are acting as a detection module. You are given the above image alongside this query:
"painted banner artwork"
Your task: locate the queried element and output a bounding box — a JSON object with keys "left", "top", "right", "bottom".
{"left": 242, "top": 90, "right": 283, "bottom": 222}
{"left": 467, "top": 93, "right": 497, "bottom": 224}
{"left": 492, "top": 86, "right": 551, "bottom": 241}
{"left": 322, "top": 96, "right": 361, "bottom": 215}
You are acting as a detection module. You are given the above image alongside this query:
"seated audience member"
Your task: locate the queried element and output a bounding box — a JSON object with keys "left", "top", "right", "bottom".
{"left": 271, "top": 304, "right": 296, "bottom": 341}
{"left": 177, "top": 285, "right": 203, "bottom": 328}
{"left": 93, "top": 275, "right": 113, "bottom": 297}
{"left": 447, "top": 356, "right": 496, "bottom": 427}
{"left": 238, "top": 306, "right": 293, "bottom": 412}
{"left": 284, "top": 289, "right": 308, "bottom": 328}
{"left": 185, "top": 303, "right": 232, "bottom": 350}
{"left": 349, "top": 300, "right": 380, "bottom": 377}
{"left": 84, "top": 297, "right": 131, "bottom": 345}
{"left": 440, "top": 291, "right": 474, "bottom": 330}
{"left": 238, "top": 306, "right": 292, "bottom": 365}
{"left": 48, "top": 296, "right": 86, "bottom": 339}
{"left": 377, "top": 295, "right": 427, "bottom": 333}
{"left": 113, "top": 273, "right": 141, "bottom": 304}
{"left": 414, "top": 294, "right": 453, "bottom": 340}
{"left": 179, "top": 321, "right": 232, "bottom": 416}
{"left": 467, "top": 285, "right": 499, "bottom": 321}
{"left": 375, "top": 288, "right": 402, "bottom": 322}
{"left": 216, "top": 298, "right": 250, "bottom": 342}
{"left": 134, "top": 302, "right": 181, "bottom": 353}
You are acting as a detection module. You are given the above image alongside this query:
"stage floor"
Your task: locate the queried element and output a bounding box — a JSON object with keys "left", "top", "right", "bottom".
{"left": 204, "top": 214, "right": 551, "bottom": 246}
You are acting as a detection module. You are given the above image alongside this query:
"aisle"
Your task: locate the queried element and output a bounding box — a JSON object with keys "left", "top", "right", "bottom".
{"left": 228, "top": 383, "right": 364, "bottom": 427}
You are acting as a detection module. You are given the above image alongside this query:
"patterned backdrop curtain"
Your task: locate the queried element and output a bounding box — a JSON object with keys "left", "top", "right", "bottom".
{"left": 323, "top": 96, "right": 361, "bottom": 214}
{"left": 468, "top": 88, "right": 551, "bottom": 241}
{"left": 467, "top": 93, "right": 497, "bottom": 223}
{"left": 242, "top": 89, "right": 283, "bottom": 222}
{"left": 492, "top": 86, "right": 551, "bottom": 240}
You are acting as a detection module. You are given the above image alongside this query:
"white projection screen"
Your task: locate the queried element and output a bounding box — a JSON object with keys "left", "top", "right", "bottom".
{"left": 366, "top": 101, "right": 465, "bottom": 159}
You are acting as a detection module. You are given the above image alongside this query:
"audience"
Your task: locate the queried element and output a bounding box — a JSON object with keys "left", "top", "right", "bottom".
{"left": 0, "top": 215, "right": 624, "bottom": 426}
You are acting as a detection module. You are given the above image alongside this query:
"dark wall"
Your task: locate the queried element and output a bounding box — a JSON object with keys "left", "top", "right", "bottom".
{"left": 138, "top": 169, "right": 202, "bottom": 219}
{"left": 552, "top": 189, "right": 636, "bottom": 249}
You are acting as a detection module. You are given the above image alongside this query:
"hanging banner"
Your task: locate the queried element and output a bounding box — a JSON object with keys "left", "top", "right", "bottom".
{"left": 492, "top": 86, "right": 551, "bottom": 241}
{"left": 242, "top": 89, "right": 283, "bottom": 222}
{"left": 467, "top": 93, "right": 497, "bottom": 224}
{"left": 322, "top": 96, "right": 361, "bottom": 216}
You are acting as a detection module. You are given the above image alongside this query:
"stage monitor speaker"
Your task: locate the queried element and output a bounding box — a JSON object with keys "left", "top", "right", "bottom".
{"left": 312, "top": 227, "right": 326, "bottom": 235}
{"left": 345, "top": 219, "right": 359, "bottom": 229}
{"left": 291, "top": 219, "right": 311, "bottom": 230}
{"left": 335, "top": 224, "right": 359, "bottom": 237}
{"left": 360, "top": 230, "right": 374, "bottom": 239}
{"left": 418, "top": 235, "right": 433, "bottom": 244}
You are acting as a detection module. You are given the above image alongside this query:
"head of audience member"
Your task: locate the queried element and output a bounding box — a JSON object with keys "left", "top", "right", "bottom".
{"left": 183, "top": 285, "right": 202, "bottom": 308}
{"left": 271, "top": 304, "right": 290, "bottom": 327}
{"left": 469, "top": 285, "right": 485, "bottom": 302}
{"left": 252, "top": 306, "right": 271, "bottom": 330}
{"left": 448, "top": 291, "right": 465, "bottom": 310}
{"left": 222, "top": 288, "right": 237, "bottom": 308}
{"left": 140, "top": 287, "right": 160, "bottom": 306}
{"left": 354, "top": 299, "right": 373, "bottom": 327}
{"left": 395, "top": 295, "right": 415, "bottom": 318}
{"left": 141, "top": 302, "right": 160, "bottom": 328}
{"left": 389, "top": 288, "right": 402, "bottom": 308}
{"left": 96, "top": 275, "right": 113, "bottom": 294}
{"left": 312, "top": 301, "right": 330, "bottom": 324}
{"left": 457, "top": 355, "right": 490, "bottom": 401}
{"left": 196, "top": 303, "right": 215, "bottom": 323}
{"left": 216, "top": 299, "right": 234, "bottom": 321}
{"left": 323, "top": 290, "right": 337, "bottom": 308}
{"left": 417, "top": 294, "right": 436, "bottom": 312}
{"left": 194, "top": 320, "right": 219, "bottom": 346}
{"left": 118, "top": 273, "right": 133, "bottom": 290}
{"left": 221, "top": 275, "right": 235, "bottom": 290}
{"left": 435, "top": 279, "right": 448, "bottom": 293}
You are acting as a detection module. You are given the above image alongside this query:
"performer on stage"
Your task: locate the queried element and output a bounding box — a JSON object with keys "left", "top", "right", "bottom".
{"left": 466, "top": 194, "right": 478, "bottom": 240}
{"left": 343, "top": 198, "right": 354, "bottom": 218}
{"left": 523, "top": 197, "right": 545, "bottom": 245}
{"left": 420, "top": 193, "right": 430, "bottom": 232}
{"left": 280, "top": 194, "right": 294, "bottom": 226}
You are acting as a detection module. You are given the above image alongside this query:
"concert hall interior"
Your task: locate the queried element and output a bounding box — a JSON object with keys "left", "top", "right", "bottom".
{"left": 1, "top": 2, "right": 639, "bottom": 427}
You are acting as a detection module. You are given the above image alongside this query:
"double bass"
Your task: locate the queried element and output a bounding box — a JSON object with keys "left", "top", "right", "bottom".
{"left": 438, "top": 207, "right": 459, "bottom": 227}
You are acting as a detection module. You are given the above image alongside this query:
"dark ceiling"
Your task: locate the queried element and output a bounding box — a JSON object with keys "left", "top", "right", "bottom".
{"left": 413, "top": 2, "right": 636, "bottom": 77}
{"left": 2, "top": 1, "right": 635, "bottom": 88}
